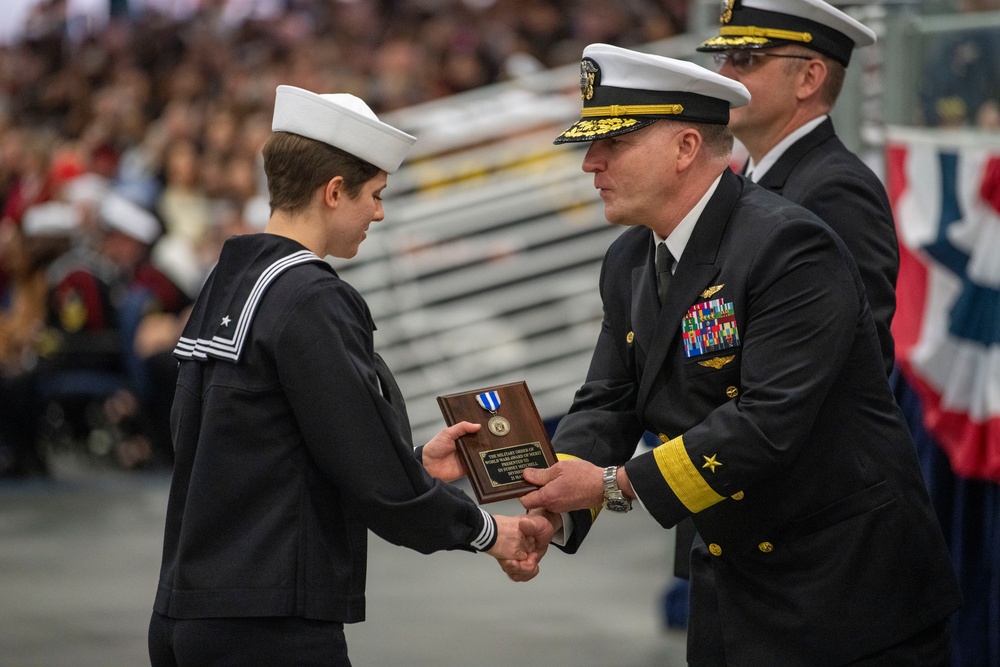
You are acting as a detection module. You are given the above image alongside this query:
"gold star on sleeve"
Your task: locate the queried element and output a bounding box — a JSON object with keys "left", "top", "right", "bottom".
{"left": 702, "top": 454, "right": 722, "bottom": 473}
{"left": 652, "top": 436, "right": 725, "bottom": 513}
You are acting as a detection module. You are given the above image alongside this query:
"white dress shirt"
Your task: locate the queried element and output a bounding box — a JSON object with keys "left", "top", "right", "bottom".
{"left": 744, "top": 115, "right": 827, "bottom": 182}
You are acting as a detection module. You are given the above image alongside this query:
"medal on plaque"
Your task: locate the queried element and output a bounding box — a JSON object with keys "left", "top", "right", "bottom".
{"left": 477, "top": 391, "right": 511, "bottom": 436}
{"left": 437, "top": 381, "right": 558, "bottom": 503}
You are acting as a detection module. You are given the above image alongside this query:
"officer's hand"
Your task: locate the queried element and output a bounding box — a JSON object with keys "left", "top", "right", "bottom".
{"left": 519, "top": 461, "right": 604, "bottom": 514}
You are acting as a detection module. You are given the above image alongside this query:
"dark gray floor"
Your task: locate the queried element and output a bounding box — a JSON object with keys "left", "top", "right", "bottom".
{"left": 0, "top": 462, "right": 687, "bottom": 667}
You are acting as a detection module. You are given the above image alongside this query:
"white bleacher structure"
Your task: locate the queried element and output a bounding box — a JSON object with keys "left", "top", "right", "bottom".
{"left": 330, "top": 35, "right": 704, "bottom": 443}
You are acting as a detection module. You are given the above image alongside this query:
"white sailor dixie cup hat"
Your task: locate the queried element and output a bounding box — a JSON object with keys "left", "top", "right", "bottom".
{"left": 697, "top": 0, "right": 876, "bottom": 67}
{"left": 271, "top": 85, "right": 417, "bottom": 174}
{"left": 555, "top": 43, "right": 750, "bottom": 144}
{"left": 99, "top": 192, "right": 162, "bottom": 245}
{"left": 22, "top": 202, "right": 81, "bottom": 238}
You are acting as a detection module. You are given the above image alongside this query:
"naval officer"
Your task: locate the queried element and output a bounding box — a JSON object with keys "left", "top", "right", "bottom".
{"left": 516, "top": 43, "right": 961, "bottom": 666}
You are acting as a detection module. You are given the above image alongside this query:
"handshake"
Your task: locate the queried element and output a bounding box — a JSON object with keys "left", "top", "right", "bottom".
{"left": 424, "top": 421, "right": 618, "bottom": 582}
{"left": 485, "top": 511, "right": 558, "bottom": 582}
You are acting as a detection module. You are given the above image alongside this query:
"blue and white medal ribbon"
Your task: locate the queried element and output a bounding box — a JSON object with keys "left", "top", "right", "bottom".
{"left": 476, "top": 390, "right": 511, "bottom": 436}
{"left": 476, "top": 391, "right": 501, "bottom": 412}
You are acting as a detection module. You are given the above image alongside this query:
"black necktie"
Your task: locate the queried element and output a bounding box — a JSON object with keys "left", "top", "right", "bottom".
{"left": 656, "top": 242, "right": 674, "bottom": 306}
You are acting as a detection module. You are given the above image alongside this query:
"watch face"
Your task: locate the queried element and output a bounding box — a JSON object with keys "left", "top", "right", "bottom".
{"left": 604, "top": 496, "right": 632, "bottom": 513}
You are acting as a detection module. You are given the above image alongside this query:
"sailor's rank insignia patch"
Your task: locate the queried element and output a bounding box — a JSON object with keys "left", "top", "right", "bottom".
{"left": 682, "top": 298, "right": 740, "bottom": 358}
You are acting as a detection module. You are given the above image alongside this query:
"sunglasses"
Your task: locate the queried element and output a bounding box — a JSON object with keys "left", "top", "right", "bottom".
{"left": 712, "top": 51, "right": 813, "bottom": 72}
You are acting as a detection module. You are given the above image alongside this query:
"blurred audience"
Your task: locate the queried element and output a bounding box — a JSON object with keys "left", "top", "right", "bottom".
{"left": 0, "top": 0, "right": 684, "bottom": 475}
{"left": 3, "top": 0, "right": 998, "bottom": 475}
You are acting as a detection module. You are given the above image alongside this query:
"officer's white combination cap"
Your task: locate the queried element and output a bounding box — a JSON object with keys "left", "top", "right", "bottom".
{"left": 271, "top": 85, "right": 417, "bottom": 174}
{"left": 556, "top": 43, "right": 750, "bottom": 144}
{"left": 698, "top": 0, "right": 876, "bottom": 66}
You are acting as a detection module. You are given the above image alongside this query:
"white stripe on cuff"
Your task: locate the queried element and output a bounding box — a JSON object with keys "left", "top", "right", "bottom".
{"left": 470, "top": 508, "right": 496, "bottom": 551}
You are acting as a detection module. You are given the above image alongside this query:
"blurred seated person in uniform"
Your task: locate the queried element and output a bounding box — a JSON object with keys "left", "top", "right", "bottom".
{"left": 60, "top": 171, "right": 111, "bottom": 247}
{"left": 31, "top": 194, "right": 123, "bottom": 447}
{"left": 96, "top": 192, "right": 191, "bottom": 469}
{"left": 0, "top": 203, "right": 80, "bottom": 476}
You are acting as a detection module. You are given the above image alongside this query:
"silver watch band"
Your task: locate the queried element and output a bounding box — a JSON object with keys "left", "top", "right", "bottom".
{"left": 602, "top": 465, "right": 632, "bottom": 512}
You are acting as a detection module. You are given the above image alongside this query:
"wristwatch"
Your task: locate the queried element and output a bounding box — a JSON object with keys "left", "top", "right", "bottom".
{"left": 602, "top": 466, "right": 632, "bottom": 513}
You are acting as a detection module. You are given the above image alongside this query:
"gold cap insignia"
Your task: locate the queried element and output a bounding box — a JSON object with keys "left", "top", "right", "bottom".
{"left": 700, "top": 284, "right": 724, "bottom": 299}
{"left": 720, "top": 0, "right": 735, "bottom": 24}
{"left": 580, "top": 59, "right": 598, "bottom": 101}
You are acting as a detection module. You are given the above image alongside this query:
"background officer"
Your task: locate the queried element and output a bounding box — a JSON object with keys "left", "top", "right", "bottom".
{"left": 664, "top": 0, "right": 903, "bottom": 592}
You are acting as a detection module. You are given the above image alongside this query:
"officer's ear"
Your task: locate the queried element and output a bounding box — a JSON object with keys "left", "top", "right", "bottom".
{"left": 795, "top": 57, "right": 828, "bottom": 103}
{"left": 674, "top": 127, "right": 703, "bottom": 172}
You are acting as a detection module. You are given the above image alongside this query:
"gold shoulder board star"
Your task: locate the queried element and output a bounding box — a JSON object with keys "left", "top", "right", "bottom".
{"left": 702, "top": 454, "right": 722, "bottom": 472}
{"left": 700, "top": 284, "right": 724, "bottom": 299}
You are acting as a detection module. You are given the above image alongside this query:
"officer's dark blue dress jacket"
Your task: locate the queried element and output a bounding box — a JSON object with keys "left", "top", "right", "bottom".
{"left": 553, "top": 169, "right": 961, "bottom": 666}
{"left": 756, "top": 117, "right": 899, "bottom": 376}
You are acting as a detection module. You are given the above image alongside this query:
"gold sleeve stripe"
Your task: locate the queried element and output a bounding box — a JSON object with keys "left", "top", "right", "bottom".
{"left": 653, "top": 435, "right": 725, "bottom": 513}
{"left": 581, "top": 104, "right": 684, "bottom": 118}
{"left": 554, "top": 453, "right": 600, "bottom": 522}
{"left": 719, "top": 25, "right": 813, "bottom": 43}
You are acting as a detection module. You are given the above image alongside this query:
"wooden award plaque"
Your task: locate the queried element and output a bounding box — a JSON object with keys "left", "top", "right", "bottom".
{"left": 437, "top": 381, "right": 557, "bottom": 504}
